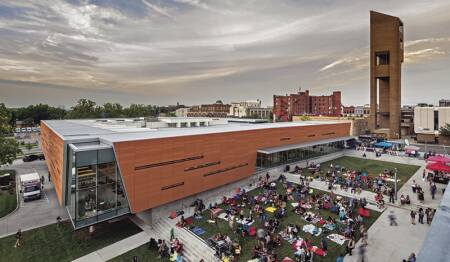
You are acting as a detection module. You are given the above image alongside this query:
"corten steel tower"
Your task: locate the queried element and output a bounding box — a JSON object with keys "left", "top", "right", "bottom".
{"left": 369, "top": 11, "right": 404, "bottom": 139}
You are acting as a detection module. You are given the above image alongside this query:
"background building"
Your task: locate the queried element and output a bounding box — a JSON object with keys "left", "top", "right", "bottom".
{"left": 228, "top": 100, "right": 272, "bottom": 119}
{"left": 273, "top": 89, "right": 342, "bottom": 121}
{"left": 354, "top": 105, "right": 371, "bottom": 117}
{"left": 343, "top": 106, "right": 355, "bottom": 116}
{"left": 187, "top": 100, "right": 231, "bottom": 118}
{"left": 400, "top": 105, "right": 415, "bottom": 137}
{"left": 414, "top": 107, "right": 450, "bottom": 143}
{"left": 175, "top": 107, "right": 189, "bottom": 117}
{"left": 439, "top": 99, "right": 450, "bottom": 107}
{"left": 369, "top": 11, "right": 404, "bottom": 139}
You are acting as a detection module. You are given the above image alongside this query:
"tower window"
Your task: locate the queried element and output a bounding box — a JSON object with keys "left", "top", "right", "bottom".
{"left": 376, "top": 52, "right": 390, "bottom": 65}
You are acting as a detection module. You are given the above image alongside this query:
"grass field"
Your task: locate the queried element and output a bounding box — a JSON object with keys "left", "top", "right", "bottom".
{"left": 0, "top": 170, "right": 17, "bottom": 218}
{"left": 189, "top": 183, "right": 381, "bottom": 262}
{"left": 0, "top": 218, "right": 142, "bottom": 262}
{"left": 319, "top": 156, "right": 420, "bottom": 192}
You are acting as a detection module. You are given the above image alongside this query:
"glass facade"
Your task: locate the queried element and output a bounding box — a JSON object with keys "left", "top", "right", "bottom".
{"left": 256, "top": 140, "right": 345, "bottom": 169}
{"left": 67, "top": 145, "right": 130, "bottom": 229}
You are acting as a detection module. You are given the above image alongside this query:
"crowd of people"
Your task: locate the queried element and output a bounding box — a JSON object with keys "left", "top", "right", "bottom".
{"left": 188, "top": 172, "right": 374, "bottom": 262}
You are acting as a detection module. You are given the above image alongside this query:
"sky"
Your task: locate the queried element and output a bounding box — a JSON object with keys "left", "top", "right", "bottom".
{"left": 0, "top": 0, "right": 449, "bottom": 108}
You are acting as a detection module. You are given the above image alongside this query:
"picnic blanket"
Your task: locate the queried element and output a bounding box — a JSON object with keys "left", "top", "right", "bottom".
{"left": 218, "top": 212, "right": 229, "bottom": 221}
{"left": 191, "top": 226, "right": 205, "bottom": 236}
{"left": 279, "top": 231, "right": 296, "bottom": 244}
{"left": 291, "top": 239, "right": 326, "bottom": 256}
{"left": 291, "top": 202, "right": 312, "bottom": 209}
{"left": 323, "top": 223, "right": 336, "bottom": 231}
{"left": 302, "top": 224, "right": 322, "bottom": 236}
{"left": 236, "top": 218, "right": 254, "bottom": 226}
{"left": 265, "top": 206, "right": 276, "bottom": 213}
{"left": 210, "top": 208, "right": 223, "bottom": 217}
{"left": 302, "top": 212, "right": 320, "bottom": 224}
{"left": 326, "top": 234, "right": 348, "bottom": 245}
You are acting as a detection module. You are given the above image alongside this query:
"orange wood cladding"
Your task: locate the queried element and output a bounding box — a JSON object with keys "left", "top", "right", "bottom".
{"left": 40, "top": 121, "right": 65, "bottom": 205}
{"left": 114, "top": 123, "right": 350, "bottom": 213}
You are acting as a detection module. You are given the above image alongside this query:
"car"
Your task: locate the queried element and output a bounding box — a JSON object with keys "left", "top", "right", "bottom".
{"left": 15, "top": 128, "right": 21, "bottom": 133}
{"left": 21, "top": 128, "right": 27, "bottom": 132}
{"left": 38, "top": 155, "right": 45, "bottom": 160}
{"left": 26, "top": 127, "right": 32, "bottom": 132}
{"left": 32, "top": 127, "right": 38, "bottom": 132}
{"left": 22, "top": 154, "right": 39, "bottom": 162}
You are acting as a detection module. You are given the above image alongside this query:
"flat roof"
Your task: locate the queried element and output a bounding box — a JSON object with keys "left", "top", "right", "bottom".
{"left": 258, "top": 136, "right": 354, "bottom": 154}
{"left": 43, "top": 119, "right": 343, "bottom": 143}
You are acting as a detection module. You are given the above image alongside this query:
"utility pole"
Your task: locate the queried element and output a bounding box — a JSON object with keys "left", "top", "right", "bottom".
{"left": 394, "top": 167, "right": 398, "bottom": 200}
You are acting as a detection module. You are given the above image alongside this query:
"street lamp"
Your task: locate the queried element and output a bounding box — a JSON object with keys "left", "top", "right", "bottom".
{"left": 394, "top": 167, "right": 398, "bottom": 200}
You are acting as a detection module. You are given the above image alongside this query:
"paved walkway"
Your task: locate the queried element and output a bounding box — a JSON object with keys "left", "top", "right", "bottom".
{"left": 0, "top": 160, "right": 68, "bottom": 238}
{"left": 73, "top": 231, "right": 149, "bottom": 262}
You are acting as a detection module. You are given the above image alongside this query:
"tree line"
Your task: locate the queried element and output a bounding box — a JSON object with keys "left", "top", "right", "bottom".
{"left": 2, "top": 99, "right": 183, "bottom": 128}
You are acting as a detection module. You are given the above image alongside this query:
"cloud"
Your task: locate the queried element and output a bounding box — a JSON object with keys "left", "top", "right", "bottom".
{"left": 141, "top": 0, "right": 172, "bottom": 18}
{"left": 0, "top": 0, "right": 450, "bottom": 107}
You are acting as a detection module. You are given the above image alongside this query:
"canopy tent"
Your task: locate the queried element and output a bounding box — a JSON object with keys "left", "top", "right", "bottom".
{"left": 374, "top": 141, "right": 393, "bottom": 148}
{"left": 426, "top": 162, "right": 450, "bottom": 173}
{"left": 426, "top": 155, "right": 450, "bottom": 164}
{"left": 405, "top": 145, "right": 420, "bottom": 151}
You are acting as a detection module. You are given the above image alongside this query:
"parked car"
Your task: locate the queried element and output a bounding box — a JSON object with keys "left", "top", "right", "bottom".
{"left": 32, "top": 127, "right": 38, "bottom": 132}
{"left": 15, "top": 128, "right": 21, "bottom": 133}
{"left": 23, "top": 154, "right": 39, "bottom": 162}
{"left": 26, "top": 127, "right": 32, "bottom": 132}
{"left": 21, "top": 128, "right": 27, "bottom": 132}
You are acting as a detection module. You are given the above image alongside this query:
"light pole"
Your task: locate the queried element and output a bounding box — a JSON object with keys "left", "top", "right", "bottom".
{"left": 394, "top": 167, "right": 398, "bottom": 200}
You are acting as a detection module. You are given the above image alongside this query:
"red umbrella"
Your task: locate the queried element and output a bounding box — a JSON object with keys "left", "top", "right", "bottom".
{"left": 426, "top": 155, "right": 450, "bottom": 164}
{"left": 426, "top": 162, "right": 450, "bottom": 173}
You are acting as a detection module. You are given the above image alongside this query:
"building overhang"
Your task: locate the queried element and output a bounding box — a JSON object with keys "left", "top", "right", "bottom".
{"left": 257, "top": 136, "right": 354, "bottom": 154}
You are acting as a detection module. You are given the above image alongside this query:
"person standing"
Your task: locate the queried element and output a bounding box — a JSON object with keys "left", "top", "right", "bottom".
{"left": 320, "top": 236, "right": 328, "bottom": 254}
{"left": 426, "top": 208, "right": 432, "bottom": 225}
{"left": 418, "top": 208, "right": 424, "bottom": 224}
{"left": 14, "top": 229, "right": 22, "bottom": 248}
{"left": 358, "top": 244, "right": 367, "bottom": 262}
{"left": 170, "top": 228, "right": 175, "bottom": 241}
{"left": 430, "top": 182, "right": 437, "bottom": 200}
{"left": 346, "top": 237, "right": 356, "bottom": 255}
{"left": 410, "top": 210, "right": 417, "bottom": 225}
{"left": 388, "top": 188, "right": 395, "bottom": 203}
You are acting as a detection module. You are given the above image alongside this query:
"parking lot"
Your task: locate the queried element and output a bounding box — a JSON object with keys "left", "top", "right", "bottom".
{"left": 0, "top": 159, "right": 68, "bottom": 237}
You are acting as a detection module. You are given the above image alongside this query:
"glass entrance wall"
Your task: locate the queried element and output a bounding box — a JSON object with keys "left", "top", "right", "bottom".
{"left": 256, "top": 140, "right": 345, "bottom": 169}
{"left": 67, "top": 145, "right": 130, "bottom": 229}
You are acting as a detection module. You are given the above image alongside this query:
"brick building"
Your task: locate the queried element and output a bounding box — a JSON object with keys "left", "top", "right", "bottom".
{"left": 187, "top": 100, "right": 231, "bottom": 118}
{"left": 343, "top": 106, "right": 355, "bottom": 116}
{"left": 273, "top": 90, "right": 342, "bottom": 121}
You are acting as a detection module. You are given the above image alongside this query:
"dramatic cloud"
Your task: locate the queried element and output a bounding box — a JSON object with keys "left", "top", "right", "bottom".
{"left": 0, "top": 0, "right": 449, "bottom": 107}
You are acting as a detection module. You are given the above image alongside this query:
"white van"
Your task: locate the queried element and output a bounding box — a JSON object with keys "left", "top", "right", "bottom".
{"left": 19, "top": 172, "right": 42, "bottom": 201}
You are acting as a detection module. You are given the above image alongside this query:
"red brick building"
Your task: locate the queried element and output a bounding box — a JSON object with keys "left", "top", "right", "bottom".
{"left": 187, "top": 100, "right": 231, "bottom": 118}
{"left": 343, "top": 106, "right": 355, "bottom": 116}
{"left": 273, "top": 90, "right": 342, "bottom": 121}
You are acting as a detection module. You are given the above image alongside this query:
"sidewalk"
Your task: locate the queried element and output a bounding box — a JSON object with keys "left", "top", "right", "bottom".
{"left": 73, "top": 231, "right": 149, "bottom": 262}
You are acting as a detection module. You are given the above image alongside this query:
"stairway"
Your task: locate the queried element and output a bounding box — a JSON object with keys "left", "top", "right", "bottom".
{"left": 131, "top": 215, "right": 217, "bottom": 262}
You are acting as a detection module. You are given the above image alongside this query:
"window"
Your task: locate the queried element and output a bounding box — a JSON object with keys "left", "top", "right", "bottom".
{"left": 376, "top": 52, "right": 390, "bottom": 65}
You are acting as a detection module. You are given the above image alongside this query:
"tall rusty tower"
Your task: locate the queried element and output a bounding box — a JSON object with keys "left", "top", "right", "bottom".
{"left": 369, "top": 11, "right": 404, "bottom": 139}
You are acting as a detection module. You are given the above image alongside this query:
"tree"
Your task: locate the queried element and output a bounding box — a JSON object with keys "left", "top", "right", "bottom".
{"left": 101, "top": 102, "right": 123, "bottom": 118}
{"left": 439, "top": 123, "right": 450, "bottom": 136}
{"left": 0, "top": 103, "right": 12, "bottom": 135}
{"left": 299, "top": 115, "right": 311, "bottom": 121}
{"left": 65, "top": 99, "right": 99, "bottom": 119}
{"left": 123, "top": 104, "right": 152, "bottom": 117}
{"left": 0, "top": 137, "right": 21, "bottom": 167}
{"left": 11, "top": 103, "right": 66, "bottom": 125}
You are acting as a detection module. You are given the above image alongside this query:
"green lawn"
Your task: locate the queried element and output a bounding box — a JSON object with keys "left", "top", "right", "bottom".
{"left": 0, "top": 218, "right": 142, "bottom": 262}
{"left": 109, "top": 244, "right": 168, "bottom": 262}
{"left": 319, "top": 156, "right": 420, "bottom": 192}
{"left": 0, "top": 170, "right": 17, "bottom": 218}
{"left": 189, "top": 183, "right": 381, "bottom": 262}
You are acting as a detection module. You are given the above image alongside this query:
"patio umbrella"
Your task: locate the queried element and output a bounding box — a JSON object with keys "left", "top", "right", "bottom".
{"left": 426, "top": 155, "right": 450, "bottom": 164}
{"left": 374, "top": 141, "right": 393, "bottom": 148}
{"left": 426, "top": 162, "right": 450, "bottom": 173}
